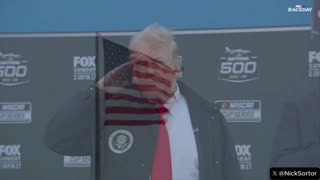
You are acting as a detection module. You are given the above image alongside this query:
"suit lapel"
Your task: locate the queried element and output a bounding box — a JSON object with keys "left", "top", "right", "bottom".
{"left": 178, "top": 81, "right": 214, "bottom": 179}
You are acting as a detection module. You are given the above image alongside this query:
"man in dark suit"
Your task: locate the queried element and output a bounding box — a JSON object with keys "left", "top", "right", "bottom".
{"left": 271, "top": 90, "right": 320, "bottom": 167}
{"left": 45, "top": 23, "right": 240, "bottom": 180}
{"left": 271, "top": 26, "right": 320, "bottom": 168}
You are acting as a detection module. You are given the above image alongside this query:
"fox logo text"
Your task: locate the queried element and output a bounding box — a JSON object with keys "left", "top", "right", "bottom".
{"left": 218, "top": 47, "right": 258, "bottom": 83}
{"left": 308, "top": 51, "right": 320, "bottom": 77}
{"left": 0, "top": 145, "right": 21, "bottom": 169}
{"left": 0, "top": 52, "right": 29, "bottom": 86}
{"left": 235, "top": 144, "right": 252, "bottom": 170}
{"left": 73, "top": 56, "right": 96, "bottom": 80}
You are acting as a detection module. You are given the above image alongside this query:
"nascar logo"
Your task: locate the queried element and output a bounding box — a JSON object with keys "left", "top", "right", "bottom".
{"left": 64, "top": 156, "right": 91, "bottom": 167}
{"left": 215, "top": 100, "right": 261, "bottom": 122}
{"left": 0, "top": 102, "right": 32, "bottom": 124}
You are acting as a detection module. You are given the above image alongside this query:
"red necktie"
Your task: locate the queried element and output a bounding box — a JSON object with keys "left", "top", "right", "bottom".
{"left": 151, "top": 106, "right": 172, "bottom": 180}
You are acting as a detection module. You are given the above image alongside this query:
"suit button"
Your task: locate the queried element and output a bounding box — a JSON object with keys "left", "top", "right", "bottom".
{"left": 211, "top": 116, "right": 215, "bottom": 120}
{"left": 89, "top": 86, "right": 95, "bottom": 91}
{"left": 141, "top": 163, "right": 145, "bottom": 167}
{"left": 215, "top": 161, "right": 220, "bottom": 165}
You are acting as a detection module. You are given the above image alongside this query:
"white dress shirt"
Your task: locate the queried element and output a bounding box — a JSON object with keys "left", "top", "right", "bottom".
{"left": 164, "top": 84, "right": 199, "bottom": 180}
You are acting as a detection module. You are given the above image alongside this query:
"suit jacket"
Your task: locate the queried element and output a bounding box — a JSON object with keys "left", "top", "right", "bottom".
{"left": 271, "top": 91, "right": 320, "bottom": 167}
{"left": 45, "top": 81, "right": 240, "bottom": 180}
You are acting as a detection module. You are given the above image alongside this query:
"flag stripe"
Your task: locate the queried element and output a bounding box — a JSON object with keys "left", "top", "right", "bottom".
{"left": 132, "top": 84, "right": 174, "bottom": 98}
{"left": 105, "top": 100, "right": 157, "bottom": 108}
{"left": 105, "top": 94, "right": 166, "bottom": 104}
{"left": 104, "top": 86, "right": 171, "bottom": 98}
{"left": 132, "top": 70, "right": 171, "bottom": 88}
{"left": 106, "top": 107, "right": 162, "bottom": 114}
{"left": 131, "top": 52, "right": 177, "bottom": 73}
{"left": 134, "top": 60, "right": 176, "bottom": 74}
{"left": 105, "top": 120, "right": 164, "bottom": 126}
{"left": 105, "top": 114, "right": 160, "bottom": 121}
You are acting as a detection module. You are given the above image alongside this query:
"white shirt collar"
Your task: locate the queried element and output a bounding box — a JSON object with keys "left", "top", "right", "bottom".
{"left": 164, "top": 84, "right": 182, "bottom": 113}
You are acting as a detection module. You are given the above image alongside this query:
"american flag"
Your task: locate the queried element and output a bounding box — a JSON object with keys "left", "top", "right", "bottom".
{"left": 101, "top": 38, "right": 177, "bottom": 126}
{"left": 99, "top": 37, "right": 178, "bottom": 180}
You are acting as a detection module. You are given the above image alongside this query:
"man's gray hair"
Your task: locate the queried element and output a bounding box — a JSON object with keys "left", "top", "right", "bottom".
{"left": 129, "top": 23, "right": 177, "bottom": 57}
